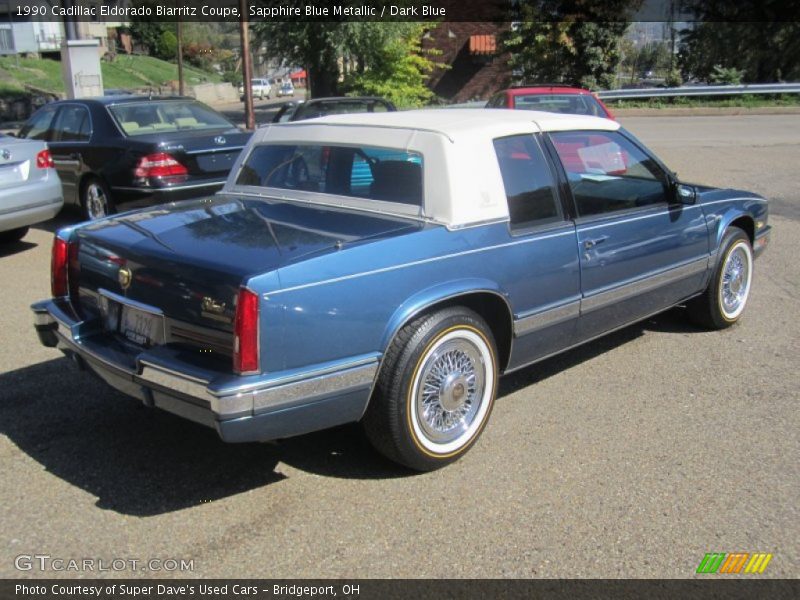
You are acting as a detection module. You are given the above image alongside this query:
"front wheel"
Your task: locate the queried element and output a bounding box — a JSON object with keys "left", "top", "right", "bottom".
{"left": 687, "top": 227, "right": 754, "bottom": 329}
{"left": 363, "top": 307, "right": 498, "bottom": 471}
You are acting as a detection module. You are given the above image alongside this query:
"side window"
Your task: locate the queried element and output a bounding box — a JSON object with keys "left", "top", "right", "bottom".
{"left": 550, "top": 130, "right": 668, "bottom": 217}
{"left": 18, "top": 106, "right": 57, "bottom": 141}
{"left": 493, "top": 134, "right": 561, "bottom": 229}
{"left": 51, "top": 105, "right": 91, "bottom": 142}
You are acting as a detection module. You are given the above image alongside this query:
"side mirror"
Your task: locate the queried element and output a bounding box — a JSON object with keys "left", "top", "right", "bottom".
{"left": 675, "top": 183, "right": 696, "bottom": 205}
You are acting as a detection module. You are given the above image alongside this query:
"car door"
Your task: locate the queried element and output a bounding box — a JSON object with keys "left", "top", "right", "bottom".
{"left": 47, "top": 103, "right": 92, "bottom": 205}
{"left": 547, "top": 129, "right": 710, "bottom": 340}
{"left": 492, "top": 134, "right": 582, "bottom": 370}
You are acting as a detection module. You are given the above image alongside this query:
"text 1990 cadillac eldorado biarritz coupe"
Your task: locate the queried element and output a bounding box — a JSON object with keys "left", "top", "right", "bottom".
{"left": 32, "top": 110, "right": 770, "bottom": 471}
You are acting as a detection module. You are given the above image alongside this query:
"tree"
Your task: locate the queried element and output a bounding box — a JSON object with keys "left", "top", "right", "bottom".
{"left": 253, "top": 16, "right": 438, "bottom": 102}
{"left": 678, "top": 1, "right": 800, "bottom": 83}
{"left": 501, "top": 0, "right": 643, "bottom": 90}
{"left": 252, "top": 20, "right": 343, "bottom": 97}
{"left": 342, "top": 24, "right": 439, "bottom": 107}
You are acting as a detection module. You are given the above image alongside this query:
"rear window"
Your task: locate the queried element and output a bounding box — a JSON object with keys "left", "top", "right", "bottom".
{"left": 108, "top": 101, "right": 233, "bottom": 136}
{"left": 513, "top": 94, "right": 607, "bottom": 117}
{"left": 236, "top": 144, "right": 423, "bottom": 207}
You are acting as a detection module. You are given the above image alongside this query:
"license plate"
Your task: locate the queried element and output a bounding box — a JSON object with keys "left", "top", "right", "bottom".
{"left": 119, "top": 305, "right": 164, "bottom": 347}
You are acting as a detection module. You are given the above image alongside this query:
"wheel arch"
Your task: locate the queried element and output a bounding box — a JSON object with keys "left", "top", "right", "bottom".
{"left": 714, "top": 211, "right": 754, "bottom": 251}
{"left": 378, "top": 280, "right": 514, "bottom": 375}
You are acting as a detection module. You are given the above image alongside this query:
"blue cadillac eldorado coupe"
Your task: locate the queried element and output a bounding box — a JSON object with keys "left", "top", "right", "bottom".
{"left": 32, "top": 109, "right": 770, "bottom": 471}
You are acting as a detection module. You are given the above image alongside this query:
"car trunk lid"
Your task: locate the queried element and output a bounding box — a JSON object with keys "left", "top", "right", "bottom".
{"left": 71, "top": 194, "right": 420, "bottom": 339}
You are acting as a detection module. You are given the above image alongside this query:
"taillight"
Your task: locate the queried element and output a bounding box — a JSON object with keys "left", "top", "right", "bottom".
{"left": 51, "top": 236, "right": 79, "bottom": 299}
{"left": 134, "top": 152, "right": 188, "bottom": 182}
{"left": 233, "top": 287, "right": 260, "bottom": 374}
{"left": 36, "top": 149, "right": 54, "bottom": 169}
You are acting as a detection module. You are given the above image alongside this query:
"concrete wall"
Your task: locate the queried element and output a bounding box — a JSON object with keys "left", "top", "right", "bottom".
{"left": 190, "top": 82, "right": 239, "bottom": 104}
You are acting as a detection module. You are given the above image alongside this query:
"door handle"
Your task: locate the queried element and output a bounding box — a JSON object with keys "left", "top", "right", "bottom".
{"left": 583, "top": 236, "right": 609, "bottom": 249}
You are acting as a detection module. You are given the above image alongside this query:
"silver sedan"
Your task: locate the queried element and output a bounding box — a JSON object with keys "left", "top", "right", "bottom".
{"left": 0, "top": 134, "right": 63, "bottom": 243}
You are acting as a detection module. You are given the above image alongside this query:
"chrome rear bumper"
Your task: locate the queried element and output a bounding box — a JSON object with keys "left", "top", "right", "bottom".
{"left": 32, "top": 299, "right": 377, "bottom": 442}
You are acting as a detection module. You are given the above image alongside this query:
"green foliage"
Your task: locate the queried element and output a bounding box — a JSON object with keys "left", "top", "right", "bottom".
{"left": 679, "top": 1, "right": 800, "bottom": 83}
{"left": 502, "top": 1, "right": 643, "bottom": 90}
{"left": 252, "top": 14, "right": 439, "bottom": 101}
{"left": 709, "top": 65, "right": 744, "bottom": 85}
{"left": 664, "top": 67, "right": 683, "bottom": 88}
{"left": 0, "top": 55, "right": 220, "bottom": 96}
{"left": 342, "top": 24, "right": 439, "bottom": 107}
{"left": 253, "top": 18, "right": 342, "bottom": 97}
{"left": 156, "top": 30, "right": 178, "bottom": 61}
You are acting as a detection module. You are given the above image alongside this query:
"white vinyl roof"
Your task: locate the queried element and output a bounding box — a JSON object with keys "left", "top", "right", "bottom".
{"left": 226, "top": 109, "right": 621, "bottom": 227}
{"left": 278, "top": 108, "right": 619, "bottom": 142}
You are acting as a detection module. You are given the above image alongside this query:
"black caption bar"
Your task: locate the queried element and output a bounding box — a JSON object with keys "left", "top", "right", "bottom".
{"left": 7, "top": 0, "right": 800, "bottom": 22}
{"left": 3, "top": 579, "right": 800, "bottom": 600}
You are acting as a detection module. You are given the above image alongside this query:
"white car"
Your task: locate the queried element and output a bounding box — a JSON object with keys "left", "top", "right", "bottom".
{"left": 0, "top": 134, "right": 63, "bottom": 243}
{"left": 239, "top": 78, "right": 271, "bottom": 100}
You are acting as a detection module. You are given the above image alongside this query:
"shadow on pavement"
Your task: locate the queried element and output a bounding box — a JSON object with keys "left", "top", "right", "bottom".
{"left": 497, "top": 306, "right": 699, "bottom": 397}
{"left": 0, "top": 357, "right": 284, "bottom": 516}
{"left": 0, "top": 239, "right": 38, "bottom": 257}
{"left": 1, "top": 308, "right": 700, "bottom": 515}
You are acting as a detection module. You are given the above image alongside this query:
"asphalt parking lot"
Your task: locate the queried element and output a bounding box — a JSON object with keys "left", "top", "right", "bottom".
{"left": 0, "top": 115, "right": 797, "bottom": 579}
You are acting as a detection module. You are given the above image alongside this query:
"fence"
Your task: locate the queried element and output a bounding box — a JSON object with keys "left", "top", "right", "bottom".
{"left": 596, "top": 83, "right": 800, "bottom": 101}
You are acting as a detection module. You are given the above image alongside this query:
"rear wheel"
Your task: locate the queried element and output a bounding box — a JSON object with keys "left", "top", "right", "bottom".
{"left": 0, "top": 226, "right": 29, "bottom": 243}
{"left": 687, "top": 227, "right": 753, "bottom": 329}
{"left": 363, "top": 307, "right": 498, "bottom": 471}
{"left": 81, "top": 178, "right": 115, "bottom": 221}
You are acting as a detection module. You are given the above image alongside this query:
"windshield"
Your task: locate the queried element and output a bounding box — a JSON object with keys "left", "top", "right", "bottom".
{"left": 512, "top": 94, "right": 607, "bottom": 117}
{"left": 108, "top": 101, "right": 234, "bottom": 136}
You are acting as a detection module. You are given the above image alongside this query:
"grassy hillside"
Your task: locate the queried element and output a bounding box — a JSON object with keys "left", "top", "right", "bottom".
{"left": 0, "top": 54, "right": 222, "bottom": 96}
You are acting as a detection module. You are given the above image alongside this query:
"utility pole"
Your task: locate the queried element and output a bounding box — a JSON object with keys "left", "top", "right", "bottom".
{"left": 177, "top": 17, "right": 185, "bottom": 96}
{"left": 239, "top": 0, "right": 255, "bottom": 130}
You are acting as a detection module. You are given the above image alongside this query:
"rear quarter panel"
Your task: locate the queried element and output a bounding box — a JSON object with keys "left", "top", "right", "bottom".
{"left": 248, "top": 221, "right": 580, "bottom": 374}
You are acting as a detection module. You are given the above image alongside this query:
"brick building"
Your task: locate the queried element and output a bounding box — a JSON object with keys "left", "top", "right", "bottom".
{"left": 422, "top": 23, "right": 511, "bottom": 103}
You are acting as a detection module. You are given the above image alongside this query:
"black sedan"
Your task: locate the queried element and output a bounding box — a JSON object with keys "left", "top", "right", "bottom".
{"left": 17, "top": 96, "right": 251, "bottom": 220}
{"left": 271, "top": 96, "right": 397, "bottom": 123}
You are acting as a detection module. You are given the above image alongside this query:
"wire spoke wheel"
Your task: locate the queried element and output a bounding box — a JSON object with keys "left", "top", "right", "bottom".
{"left": 363, "top": 307, "right": 499, "bottom": 471}
{"left": 719, "top": 242, "right": 752, "bottom": 319}
{"left": 415, "top": 337, "right": 485, "bottom": 445}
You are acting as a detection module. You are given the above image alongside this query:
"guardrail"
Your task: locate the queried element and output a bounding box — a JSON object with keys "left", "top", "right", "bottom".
{"left": 596, "top": 83, "right": 800, "bottom": 101}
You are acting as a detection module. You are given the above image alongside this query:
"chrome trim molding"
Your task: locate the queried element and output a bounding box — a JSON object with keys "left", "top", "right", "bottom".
{"left": 514, "top": 299, "right": 581, "bottom": 337}
{"left": 111, "top": 181, "right": 226, "bottom": 193}
{"left": 212, "top": 354, "right": 380, "bottom": 397}
{"left": 98, "top": 288, "right": 164, "bottom": 315}
{"left": 581, "top": 257, "right": 709, "bottom": 314}
{"left": 253, "top": 361, "right": 378, "bottom": 414}
{"left": 185, "top": 146, "right": 245, "bottom": 155}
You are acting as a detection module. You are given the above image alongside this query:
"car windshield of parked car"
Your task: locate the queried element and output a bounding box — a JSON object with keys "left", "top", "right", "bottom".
{"left": 236, "top": 143, "right": 423, "bottom": 208}
{"left": 514, "top": 94, "right": 607, "bottom": 117}
{"left": 108, "top": 101, "right": 234, "bottom": 136}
